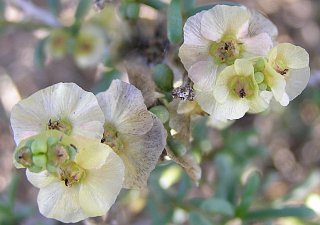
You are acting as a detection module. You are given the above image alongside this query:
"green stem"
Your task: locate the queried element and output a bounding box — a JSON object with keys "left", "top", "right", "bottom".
{"left": 159, "top": 97, "right": 169, "bottom": 108}
{"left": 0, "top": 19, "right": 52, "bottom": 30}
{"left": 139, "top": 0, "right": 168, "bottom": 10}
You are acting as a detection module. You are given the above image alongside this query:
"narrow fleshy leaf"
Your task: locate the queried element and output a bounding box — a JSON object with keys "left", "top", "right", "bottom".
{"left": 34, "top": 38, "right": 47, "bottom": 68}
{"left": 201, "top": 198, "right": 234, "bottom": 216}
{"left": 75, "top": 0, "right": 91, "bottom": 21}
{"left": 47, "top": 0, "right": 60, "bottom": 16}
{"left": 236, "top": 172, "right": 261, "bottom": 217}
{"left": 167, "top": 0, "right": 183, "bottom": 44}
{"left": 244, "top": 207, "right": 316, "bottom": 221}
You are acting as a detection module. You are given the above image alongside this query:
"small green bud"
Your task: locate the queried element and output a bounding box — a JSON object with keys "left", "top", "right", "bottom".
{"left": 119, "top": 4, "right": 128, "bottom": 19}
{"left": 152, "top": 64, "right": 174, "bottom": 92}
{"left": 167, "top": 136, "right": 186, "bottom": 157}
{"left": 32, "top": 154, "right": 47, "bottom": 168}
{"left": 47, "top": 136, "right": 59, "bottom": 147}
{"left": 254, "top": 72, "right": 264, "bottom": 84}
{"left": 14, "top": 146, "right": 33, "bottom": 167}
{"left": 126, "top": 2, "right": 140, "bottom": 19}
{"left": 149, "top": 105, "right": 170, "bottom": 124}
{"left": 199, "top": 139, "right": 212, "bottom": 153}
{"left": 259, "top": 83, "right": 267, "bottom": 91}
{"left": 254, "top": 58, "right": 265, "bottom": 72}
{"left": 31, "top": 138, "right": 48, "bottom": 154}
{"left": 67, "top": 144, "right": 78, "bottom": 160}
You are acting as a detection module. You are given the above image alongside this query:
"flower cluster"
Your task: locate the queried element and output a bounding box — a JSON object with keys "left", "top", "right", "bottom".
{"left": 10, "top": 3, "right": 311, "bottom": 223}
{"left": 46, "top": 24, "right": 107, "bottom": 68}
{"left": 10, "top": 80, "right": 166, "bottom": 222}
{"left": 179, "top": 5, "right": 310, "bottom": 120}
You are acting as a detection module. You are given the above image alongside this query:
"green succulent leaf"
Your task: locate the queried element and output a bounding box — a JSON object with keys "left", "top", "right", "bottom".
{"left": 75, "top": 0, "right": 91, "bottom": 21}
{"left": 167, "top": 0, "right": 183, "bottom": 44}
{"left": 149, "top": 105, "right": 170, "bottom": 124}
{"left": 152, "top": 64, "right": 174, "bottom": 92}
{"left": 126, "top": 2, "right": 140, "bottom": 19}
{"left": 8, "top": 176, "right": 19, "bottom": 208}
{"left": 236, "top": 172, "right": 261, "bottom": 217}
{"left": 33, "top": 38, "right": 47, "bottom": 68}
{"left": 201, "top": 197, "right": 234, "bottom": 216}
{"left": 139, "top": 0, "right": 167, "bottom": 10}
{"left": 244, "top": 206, "right": 316, "bottom": 221}
{"left": 189, "top": 212, "right": 213, "bottom": 225}
{"left": 47, "top": 0, "right": 61, "bottom": 16}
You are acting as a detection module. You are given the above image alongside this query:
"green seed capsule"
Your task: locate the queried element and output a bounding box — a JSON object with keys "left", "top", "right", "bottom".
{"left": 31, "top": 138, "right": 48, "bottom": 154}
{"left": 14, "top": 146, "right": 33, "bottom": 167}
{"left": 32, "top": 154, "right": 47, "bottom": 168}
{"left": 47, "top": 143, "right": 69, "bottom": 166}
{"left": 254, "top": 72, "right": 264, "bottom": 84}
{"left": 152, "top": 64, "right": 174, "bottom": 92}
{"left": 254, "top": 58, "right": 265, "bottom": 72}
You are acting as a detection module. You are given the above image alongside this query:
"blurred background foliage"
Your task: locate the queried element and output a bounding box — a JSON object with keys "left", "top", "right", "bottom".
{"left": 0, "top": 0, "right": 320, "bottom": 224}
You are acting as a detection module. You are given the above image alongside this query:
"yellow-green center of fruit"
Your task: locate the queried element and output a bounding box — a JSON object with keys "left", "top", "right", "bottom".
{"left": 101, "top": 123, "right": 124, "bottom": 152}
{"left": 210, "top": 38, "right": 242, "bottom": 65}
{"left": 229, "top": 76, "right": 255, "bottom": 99}
{"left": 75, "top": 34, "right": 96, "bottom": 56}
{"left": 47, "top": 118, "right": 72, "bottom": 135}
{"left": 58, "top": 161, "right": 85, "bottom": 187}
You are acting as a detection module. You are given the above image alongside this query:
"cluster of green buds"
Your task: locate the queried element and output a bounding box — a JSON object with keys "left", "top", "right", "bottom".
{"left": 253, "top": 58, "right": 267, "bottom": 91}
{"left": 14, "top": 133, "right": 77, "bottom": 175}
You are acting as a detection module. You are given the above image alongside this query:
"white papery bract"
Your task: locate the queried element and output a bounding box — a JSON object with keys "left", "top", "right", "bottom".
{"left": 267, "top": 43, "right": 310, "bottom": 104}
{"left": 212, "top": 59, "right": 272, "bottom": 120}
{"left": 179, "top": 5, "right": 277, "bottom": 92}
{"left": 10, "top": 82, "right": 105, "bottom": 144}
{"left": 24, "top": 130, "right": 124, "bottom": 223}
{"left": 97, "top": 80, "right": 167, "bottom": 189}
